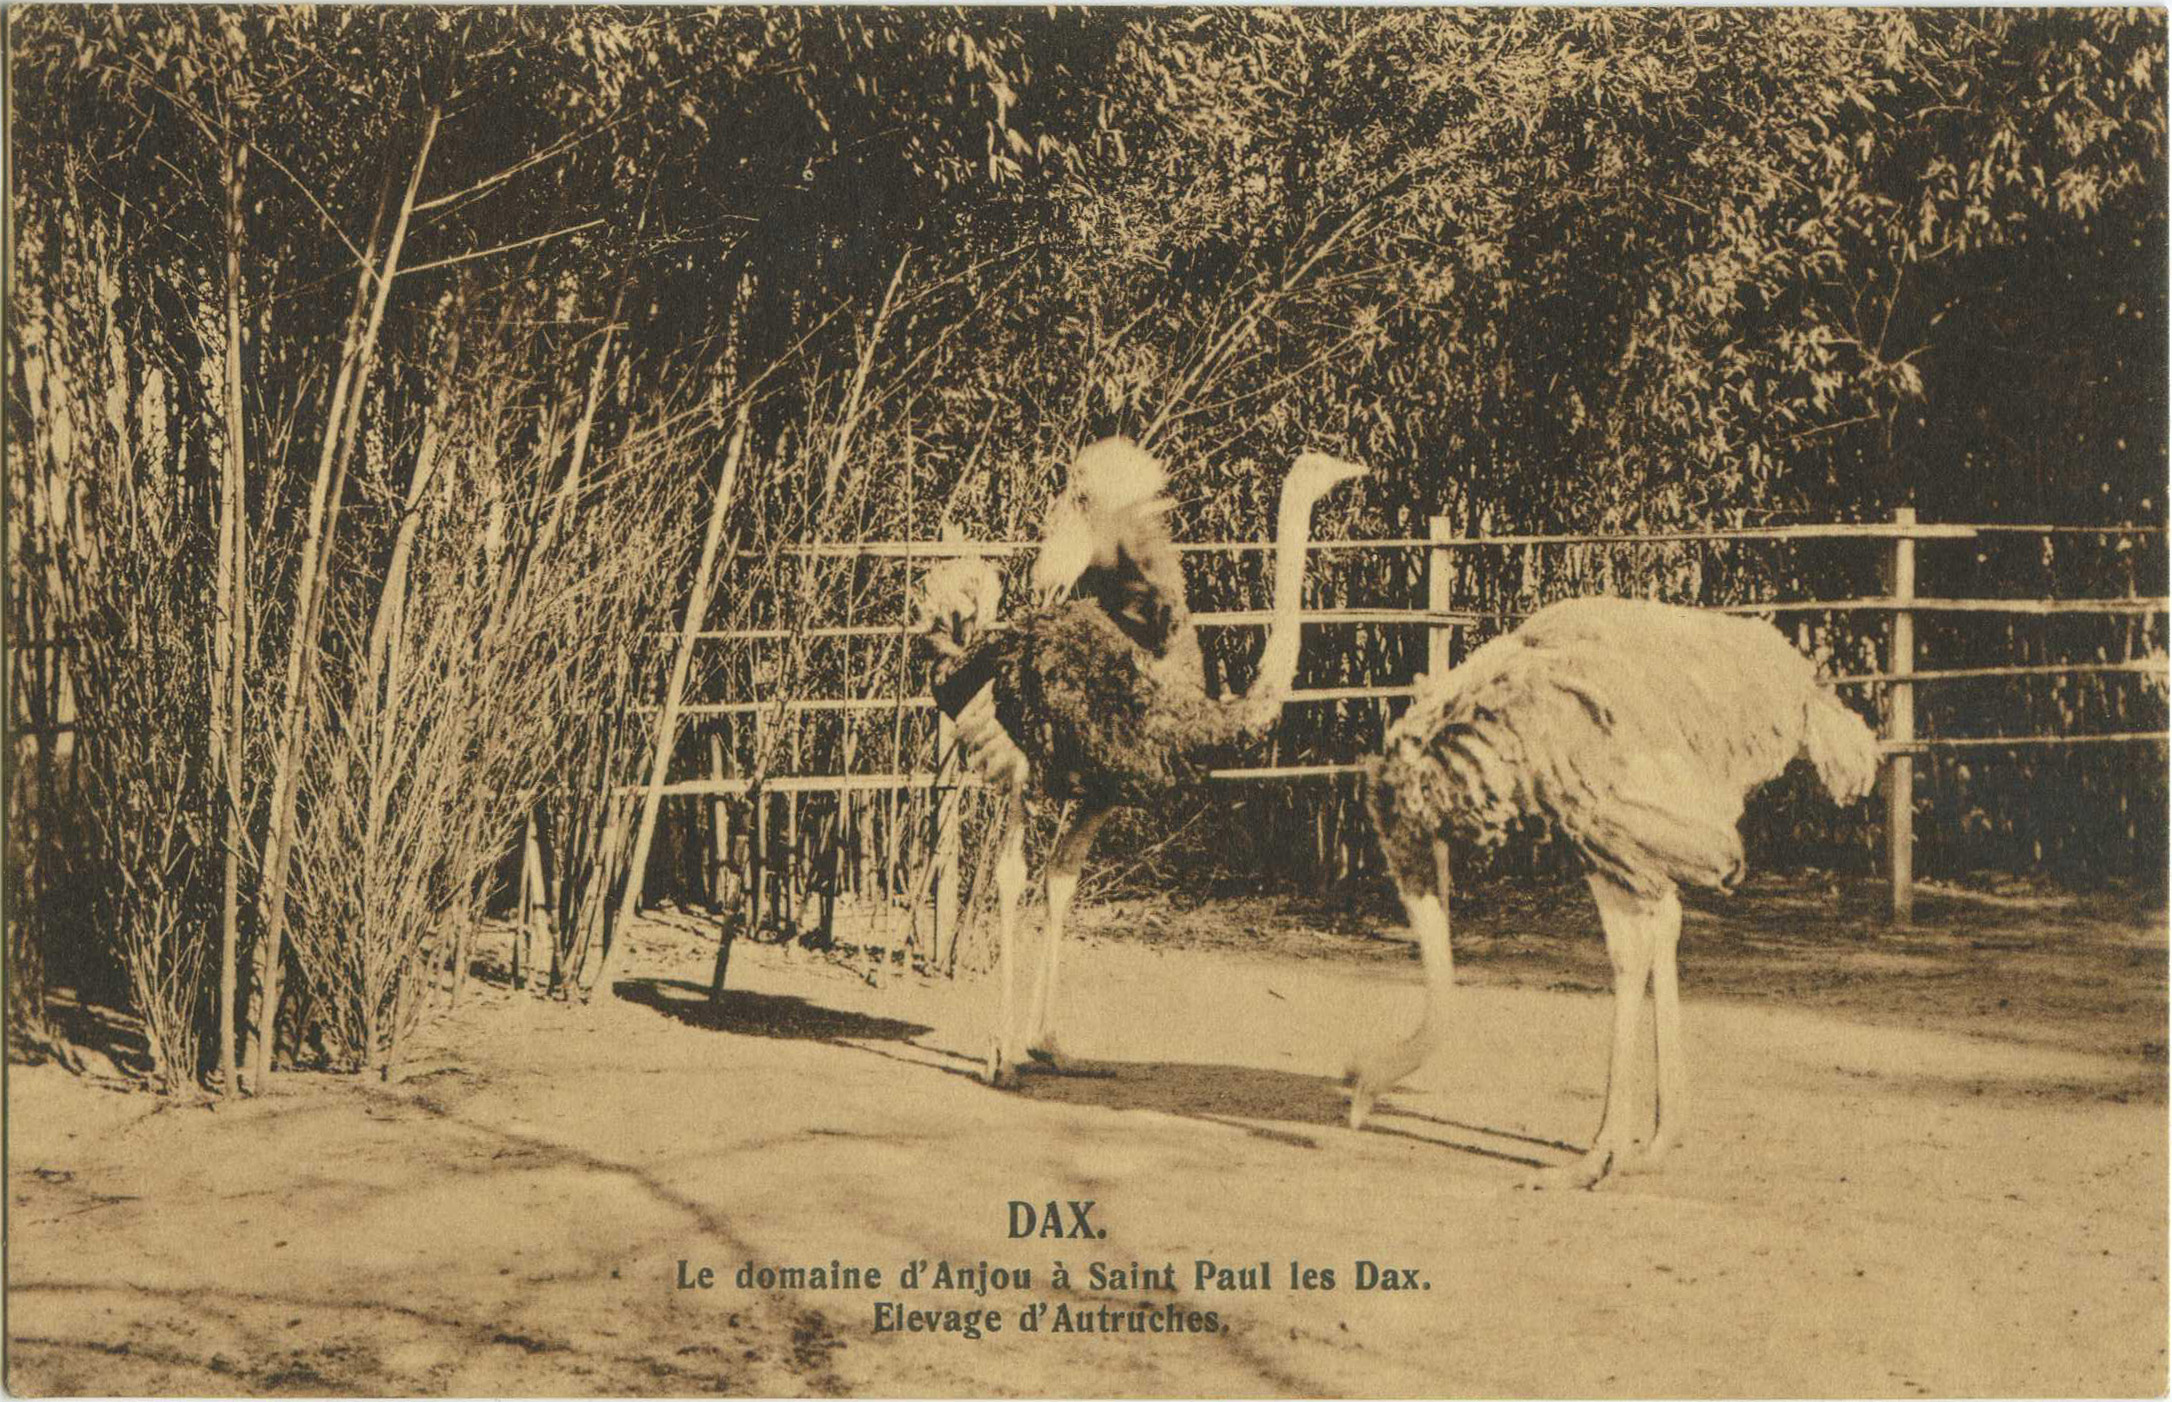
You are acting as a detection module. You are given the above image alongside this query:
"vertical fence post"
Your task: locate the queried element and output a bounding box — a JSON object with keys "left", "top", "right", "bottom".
{"left": 1427, "top": 515, "right": 1455, "bottom": 897}
{"left": 707, "top": 731, "right": 733, "bottom": 908}
{"left": 521, "top": 813, "right": 551, "bottom": 993}
{"left": 1887, "top": 506, "right": 1917, "bottom": 922}
{"left": 932, "top": 523, "right": 964, "bottom": 963}
{"left": 1426, "top": 515, "right": 1453, "bottom": 679}
{"left": 750, "top": 710, "right": 768, "bottom": 936}
{"left": 707, "top": 733, "right": 738, "bottom": 1000}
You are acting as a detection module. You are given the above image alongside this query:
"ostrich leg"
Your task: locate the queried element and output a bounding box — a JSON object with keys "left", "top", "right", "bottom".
{"left": 1347, "top": 839, "right": 1455, "bottom": 1130}
{"left": 1636, "top": 884, "right": 1687, "bottom": 1170}
{"left": 1531, "top": 874, "right": 1659, "bottom": 1190}
{"left": 986, "top": 787, "right": 1030, "bottom": 1087}
{"left": 1024, "top": 802, "right": 1114, "bottom": 1069}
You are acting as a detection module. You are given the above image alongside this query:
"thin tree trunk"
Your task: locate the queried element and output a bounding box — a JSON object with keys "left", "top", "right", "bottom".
{"left": 355, "top": 328, "right": 461, "bottom": 1019}
{"left": 448, "top": 869, "right": 481, "bottom": 1011}
{"left": 518, "top": 812, "right": 544, "bottom": 991}
{"left": 518, "top": 241, "right": 644, "bottom": 990}
{"left": 364, "top": 323, "right": 460, "bottom": 737}
{"left": 534, "top": 192, "right": 652, "bottom": 559}
{"left": 212, "top": 137, "right": 249, "bottom": 1096}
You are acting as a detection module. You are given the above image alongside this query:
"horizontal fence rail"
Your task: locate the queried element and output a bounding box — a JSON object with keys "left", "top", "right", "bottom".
{"left": 685, "top": 597, "right": 2172, "bottom": 648}
{"left": 736, "top": 519, "right": 2164, "bottom": 559}
{"left": 636, "top": 512, "right": 2170, "bottom": 942}
{"left": 20, "top": 515, "right": 2160, "bottom": 938}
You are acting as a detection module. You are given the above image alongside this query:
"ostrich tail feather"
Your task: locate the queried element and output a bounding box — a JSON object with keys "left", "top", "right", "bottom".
{"left": 1803, "top": 686, "right": 1880, "bottom": 805}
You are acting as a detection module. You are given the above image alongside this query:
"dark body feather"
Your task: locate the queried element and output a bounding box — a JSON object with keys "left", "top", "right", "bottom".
{"left": 930, "top": 468, "right": 1248, "bottom": 806}
{"left": 1070, "top": 520, "right": 1207, "bottom": 681}
{"left": 932, "top": 600, "right": 1242, "bottom": 809}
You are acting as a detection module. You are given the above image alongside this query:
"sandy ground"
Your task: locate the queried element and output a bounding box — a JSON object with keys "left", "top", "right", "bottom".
{"left": 7, "top": 877, "right": 2166, "bottom": 1397}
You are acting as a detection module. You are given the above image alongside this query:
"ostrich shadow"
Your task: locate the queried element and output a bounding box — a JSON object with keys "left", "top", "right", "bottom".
{"left": 997, "top": 1055, "right": 1556, "bottom": 1167}
{"left": 611, "top": 978, "right": 1559, "bottom": 1166}
{"left": 611, "top": 977, "right": 933, "bottom": 1045}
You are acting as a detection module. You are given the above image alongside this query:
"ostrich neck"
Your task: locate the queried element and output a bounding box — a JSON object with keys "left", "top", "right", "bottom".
{"left": 1241, "top": 484, "right": 1321, "bottom": 716}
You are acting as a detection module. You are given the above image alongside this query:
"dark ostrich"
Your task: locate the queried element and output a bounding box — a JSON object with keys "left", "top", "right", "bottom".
{"left": 917, "top": 437, "right": 1365, "bottom": 1086}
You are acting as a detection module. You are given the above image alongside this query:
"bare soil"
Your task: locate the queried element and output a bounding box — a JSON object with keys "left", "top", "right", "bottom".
{"left": 7, "top": 875, "right": 2166, "bottom": 1397}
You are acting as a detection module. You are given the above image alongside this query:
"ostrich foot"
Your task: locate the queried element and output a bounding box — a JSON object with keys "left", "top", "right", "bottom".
{"left": 1524, "top": 1140, "right": 1629, "bottom": 1191}
{"left": 983, "top": 1040, "right": 1023, "bottom": 1089}
{"left": 1615, "top": 1132, "right": 1682, "bottom": 1176}
{"left": 1346, "top": 1084, "right": 1381, "bottom": 1131}
{"left": 1342, "top": 1037, "right": 1428, "bottom": 1130}
{"left": 1025, "top": 1035, "right": 1070, "bottom": 1072}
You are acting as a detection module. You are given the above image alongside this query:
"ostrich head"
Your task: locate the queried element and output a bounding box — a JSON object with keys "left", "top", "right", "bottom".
{"left": 1031, "top": 437, "right": 1171, "bottom": 607}
{"left": 914, "top": 555, "right": 1004, "bottom": 658}
{"left": 1281, "top": 452, "right": 1369, "bottom": 510}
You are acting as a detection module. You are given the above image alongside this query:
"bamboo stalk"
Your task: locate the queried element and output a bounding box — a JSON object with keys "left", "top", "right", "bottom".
{"left": 931, "top": 525, "right": 964, "bottom": 965}
{"left": 534, "top": 192, "right": 653, "bottom": 557}
{"left": 516, "top": 815, "right": 539, "bottom": 991}
{"left": 361, "top": 321, "right": 462, "bottom": 727}
{"left": 448, "top": 866, "right": 483, "bottom": 1013}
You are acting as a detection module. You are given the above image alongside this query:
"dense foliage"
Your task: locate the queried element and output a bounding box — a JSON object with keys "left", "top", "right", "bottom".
{"left": 7, "top": 8, "right": 2165, "bottom": 1086}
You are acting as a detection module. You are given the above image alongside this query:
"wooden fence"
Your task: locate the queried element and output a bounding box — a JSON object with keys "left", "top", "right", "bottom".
{"left": 635, "top": 512, "right": 2167, "bottom": 949}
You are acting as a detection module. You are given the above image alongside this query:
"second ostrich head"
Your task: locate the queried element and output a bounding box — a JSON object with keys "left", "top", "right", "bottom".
{"left": 915, "top": 555, "right": 1004, "bottom": 658}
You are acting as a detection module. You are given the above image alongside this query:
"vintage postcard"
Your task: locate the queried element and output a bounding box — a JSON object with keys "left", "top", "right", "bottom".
{"left": 5, "top": 5, "right": 2166, "bottom": 1397}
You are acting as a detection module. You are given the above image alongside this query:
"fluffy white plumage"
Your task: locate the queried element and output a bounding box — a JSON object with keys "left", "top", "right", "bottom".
{"left": 913, "top": 554, "right": 1004, "bottom": 658}
{"left": 1370, "top": 596, "right": 1879, "bottom": 899}
{"left": 1069, "top": 436, "right": 1171, "bottom": 512}
{"left": 911, "top": 555, "right": 1026, "bottom": 787}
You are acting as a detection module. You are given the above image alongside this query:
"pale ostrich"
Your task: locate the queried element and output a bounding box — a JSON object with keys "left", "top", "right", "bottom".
{"left": 1351, "top": 596, "right": 1880, "bottom": 1188}
{"left": 916, "top": 438, "right": 1366, "bottom": 1085}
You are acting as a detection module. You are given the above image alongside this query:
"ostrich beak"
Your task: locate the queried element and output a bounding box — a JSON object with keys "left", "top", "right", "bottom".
{"left": 1295, "top": 452, "right": 1370, "bottom": 491}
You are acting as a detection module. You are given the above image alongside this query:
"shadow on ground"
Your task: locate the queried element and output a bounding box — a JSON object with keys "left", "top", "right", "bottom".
{"left": 998, "top": 1056, "right": 1554, "bottom": 1167}
{"left": 33, "top": 989, "right": 154, "bottom": 1080}
{"left": 611, "top": 977, "right": 932, "bottom": 1043}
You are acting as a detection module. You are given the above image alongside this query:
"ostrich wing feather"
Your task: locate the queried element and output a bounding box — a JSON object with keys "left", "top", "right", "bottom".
{"left": 1375, "top": 597, "right": 1879, "bottom": 899}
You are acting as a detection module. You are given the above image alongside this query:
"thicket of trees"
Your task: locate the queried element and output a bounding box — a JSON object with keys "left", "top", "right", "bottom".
{"left": 7, "top": 8, "right": 2165, "bottom": 1090}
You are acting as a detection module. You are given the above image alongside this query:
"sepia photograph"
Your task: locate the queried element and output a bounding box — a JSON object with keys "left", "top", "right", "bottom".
{"left": 4, "top": 5, "right": 2167, "bottom": 1397}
